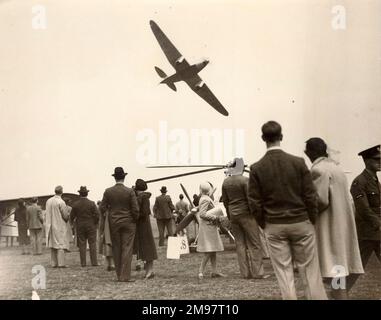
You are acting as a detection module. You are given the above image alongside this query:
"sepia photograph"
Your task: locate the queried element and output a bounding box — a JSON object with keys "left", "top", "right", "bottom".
{"left": 0, "top": 0, "right": 380, "bottom": 306}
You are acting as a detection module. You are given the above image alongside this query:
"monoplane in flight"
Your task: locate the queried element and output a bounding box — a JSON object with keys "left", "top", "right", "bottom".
{"left": 150, "top": 20, "right": 229, "bottom": 117}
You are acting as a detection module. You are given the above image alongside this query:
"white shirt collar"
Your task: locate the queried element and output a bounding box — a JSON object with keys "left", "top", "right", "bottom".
{"left": 267, "top": 146, "right": 282, "bottom": 152}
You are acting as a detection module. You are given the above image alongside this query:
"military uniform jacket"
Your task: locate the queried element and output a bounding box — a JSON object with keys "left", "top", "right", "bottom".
{"left": 350, "top": 170, "right": 381, "bottom": 240}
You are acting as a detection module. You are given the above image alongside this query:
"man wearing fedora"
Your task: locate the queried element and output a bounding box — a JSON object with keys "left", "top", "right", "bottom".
{"left": 100, "top": 167, "right": 139, "bottom": 282}
{"left": 70, "top": 186, "right": 99, "bottom": 267}
{"left": 153, "top": 186, "right": 176, "bottom": 247}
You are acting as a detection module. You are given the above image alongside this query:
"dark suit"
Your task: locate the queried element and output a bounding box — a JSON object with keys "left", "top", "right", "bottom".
{"left": 14, "top": 206, "right": 29, "bottom": 246}
{"left": 153, "top": 194, "right": 175, "bottom": 246}
{"left": 347, "top": 170, "right": 381, "bottom": 290}
{"left": 222, "top": 175, "right": 264, "bottom": 278}
{"left": 70, "top": 197, "right": 99, "bottom": 266}
{"left": 248, "top": 148, "right": 326, "bottom": 300}
{"left": 101, "top": 183, "right": 139, "bottom": 281}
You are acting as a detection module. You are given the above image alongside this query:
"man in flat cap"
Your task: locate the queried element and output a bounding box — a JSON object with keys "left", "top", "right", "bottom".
{"left": 100, "top": 167, "right": 139, "bottom": 282}
{"left": 347, "top": 145, "right": 381, "bottom": 290}
{"left": 153, "top": 186, "right": 176, "bottom": 247}
{"left": 70, "top": 186, "right": 99, "bottom": 267}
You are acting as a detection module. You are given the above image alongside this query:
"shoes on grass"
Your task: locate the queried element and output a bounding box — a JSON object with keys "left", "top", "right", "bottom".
{"left": 211, "top": 272, "right": 226, "bottom": 278}
{"left": 253, "top": 274, "right": 271, "bottom": 279}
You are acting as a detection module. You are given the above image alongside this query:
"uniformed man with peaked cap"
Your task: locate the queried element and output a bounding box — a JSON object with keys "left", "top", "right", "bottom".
{"left": 347, "top": 144, "right": 381, "bottom": 290}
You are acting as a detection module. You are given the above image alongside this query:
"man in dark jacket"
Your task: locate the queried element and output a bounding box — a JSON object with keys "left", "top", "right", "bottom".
{"left": 153, "top": 186, "right": 176, "bottom": 246}
{"left": 248, "top": 121, "right": 327, "bottom": 300}
{"left": 70, "top": 186, "right": 99, "bottom": 267}
{"left": 347, "top": 144, "right": 381, "bottom": 290}
{"left": 222, "top": 170, "right": 267, "bottom": 279}
{"left": 26, "top": 197, "right": 44, "bottom": 255}
{"left": 101, "top": 167, "right": 139, "bottom": 282}
{"left": 14, "top": 199, "right": 30, "bottom": 255}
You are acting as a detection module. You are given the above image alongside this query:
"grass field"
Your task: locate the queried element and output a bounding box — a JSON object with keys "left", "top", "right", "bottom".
{"left": 0, "top": 236, "right": 379, "bottom": 300}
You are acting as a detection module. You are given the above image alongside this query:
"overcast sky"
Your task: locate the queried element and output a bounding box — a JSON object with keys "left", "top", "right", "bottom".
{"left": 0, "top": 0, "right": 380, "bottom": 202}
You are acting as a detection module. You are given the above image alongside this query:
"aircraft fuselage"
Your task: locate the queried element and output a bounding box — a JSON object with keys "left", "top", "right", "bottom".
{"left": 161, "top": 60, "right": 209, "bottom": 84}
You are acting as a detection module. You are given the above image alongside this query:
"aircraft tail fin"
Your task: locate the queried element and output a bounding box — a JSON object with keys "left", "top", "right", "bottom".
{"left": 155, "top": 66, "right": 167, "bottom": 78}
{"left": 166, "top": 82, "right": 177, "bottom": 91}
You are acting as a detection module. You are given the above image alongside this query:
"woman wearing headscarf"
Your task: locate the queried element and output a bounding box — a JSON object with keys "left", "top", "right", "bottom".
{"left": 196, "top": 182, "right": 225, "bottom": 280}
{"left": 133, "top": 179, "right": 158, "bottom": 279}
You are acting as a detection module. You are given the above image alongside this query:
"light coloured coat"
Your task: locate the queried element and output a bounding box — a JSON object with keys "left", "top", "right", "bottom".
{"left": 311, "top": 157, "right": 364, "bottom": 277}
{"left": 45, "top": 195, "right": 70, "bottom": 250}
{"left": 196, "top": 195, "right": 224, "bottom": 253}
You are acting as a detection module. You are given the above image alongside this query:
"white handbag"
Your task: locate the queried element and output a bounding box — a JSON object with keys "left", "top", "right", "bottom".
{"left": 179, "top": 235, "right": 190, "bottom": 255}
{"left": 166, "top": 236, "right": 181, "bottom": 259}
{"left": 166, "top": 235, "right": 190, "bottom": 259}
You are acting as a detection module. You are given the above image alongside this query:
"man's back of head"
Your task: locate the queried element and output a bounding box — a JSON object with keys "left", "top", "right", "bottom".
{"left": 305, "top": 137, "right": 328, "bottom": 163}
{"left": 261, "top": 121, "right": 283, "bottom": 146}
{"left": 55, "top": 186, "right": 63, "bottom": 195}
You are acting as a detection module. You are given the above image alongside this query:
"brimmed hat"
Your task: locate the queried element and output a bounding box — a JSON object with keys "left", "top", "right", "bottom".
{"left": 112, "top": 167, "right": 128, "bottom": 179}
{"left": 160, "top": 186, "right": 167, "bottom": 193}
{"left": 78, "top": 186, "right": 90, "bottom": 195}
{"left": 135, "top": 179, "right": 148, "bottom": 191}
{"left": 358, "top": 145, "right": 380, "bottom": 159}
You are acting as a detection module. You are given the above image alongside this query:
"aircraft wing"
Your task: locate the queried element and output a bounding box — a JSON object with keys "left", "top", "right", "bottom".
{"left": 150, "top": 20, "right": 190, "bottom": 71}
{"left": 185, "top": 75, "right": 229, "bottom": 116}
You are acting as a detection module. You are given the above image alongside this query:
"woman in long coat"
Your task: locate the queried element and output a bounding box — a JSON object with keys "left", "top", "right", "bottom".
{"left": 99, "top": 208, "right": 115, "bottom": 271}
{"left": 133, "top": 179, "right": 158, "bottom": 279}
{"left": 196, "top": 182, "right": 225, "bottom": 280}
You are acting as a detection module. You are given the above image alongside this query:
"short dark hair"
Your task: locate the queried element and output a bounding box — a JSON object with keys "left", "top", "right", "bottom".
{"left": 305, "top": 137, "right": 328, "bottom": 157}
{"left": 31, "top": 197, "right": 38, "bottom": 203}
{"left": 179, "top": 194, "right": 184, "bottom": 199}
{"left": 55, "top": 186, "right": 63, "bottom": 195}
{"left": 262, "top": 121, "right": 282, "bottom": 142}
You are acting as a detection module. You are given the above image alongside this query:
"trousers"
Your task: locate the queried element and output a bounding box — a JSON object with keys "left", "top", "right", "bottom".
{"left": 347, "top": 239, "right": 381, "bottom": 290}
{"left": 29, "top": 228, "right": 43, "bottom": 255}
{"left": 110, "top": 221, "right": 136, "bottom": 281}
{"left": 156, "top": 218, "right": 175, "bottom": 246}
{"left": 77, "top": 224, "right": 98, "bottom": 266}
{"left": 230, "top": 214, "right": 264, "bottom": 278}
{"left": 265, "top": 220, "right": 327, "bottom": 300}
{"left": 51, "top": 248, "right": 65, "bottom": 267}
